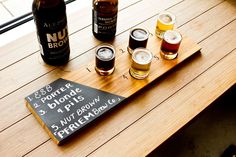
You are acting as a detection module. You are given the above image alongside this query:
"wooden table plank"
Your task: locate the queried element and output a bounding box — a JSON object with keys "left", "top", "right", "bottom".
{"left": 169, "top": 0, "right": 224, "bottom": 27}
{"left": 0, "top": 0, "right": 230, "bottom": 133}
{"left": 1, "top": 1, "right": 236, "bottom": 156}
{"left": 88, "top": 49, "right": 236, "bottom": 157}
{"left": 179, "top": 0, "right": 236, "bottom": 43}
{"left": 0, "top": 114, "right": 50, "bottom": 156}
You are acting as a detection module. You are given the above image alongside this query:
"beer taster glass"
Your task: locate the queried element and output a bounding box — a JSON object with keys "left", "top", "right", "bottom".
{"left": 160, "top": 30, "right": 182, "bottom": 60}
{"left": 127, "top": 28, "right": 149, "bottom": 54}
{"left": 95, "top": 44, "right": 116, "bottom": 75}
{"left": 129, "top": 48, "right": 153, "bottom": 79}
{"left": 155, "top": 11, "right": 176, "bottom": 38}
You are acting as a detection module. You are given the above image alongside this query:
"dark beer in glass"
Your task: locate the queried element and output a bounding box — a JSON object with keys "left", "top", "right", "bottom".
{"left": 95, "top": 44, "right": 115, "bottom": 75}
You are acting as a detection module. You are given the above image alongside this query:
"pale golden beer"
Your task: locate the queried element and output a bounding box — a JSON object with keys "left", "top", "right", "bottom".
{"left": 129, "top": 48, "right": 153, "bottom": 79}
{"left": 156, "top": 11, "right": 176, "bottom": 38}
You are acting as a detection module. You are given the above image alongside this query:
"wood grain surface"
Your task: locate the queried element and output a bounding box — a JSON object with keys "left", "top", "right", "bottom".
{"left": 0, "top": 0, "right": 235, "bottom": 156}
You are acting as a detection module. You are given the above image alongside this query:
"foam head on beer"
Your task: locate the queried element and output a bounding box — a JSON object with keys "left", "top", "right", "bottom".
{"left": 164, "top": 30, "right": 182, "bottom": 44}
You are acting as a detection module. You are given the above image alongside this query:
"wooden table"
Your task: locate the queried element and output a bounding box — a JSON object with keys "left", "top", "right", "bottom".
{"left": 0, "top": 0, "right": 235, "bottom": 156}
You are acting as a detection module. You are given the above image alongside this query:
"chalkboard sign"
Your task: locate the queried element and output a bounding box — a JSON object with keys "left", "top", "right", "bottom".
{"left": 25, "top": 78, "right": 125, "bottom": 145}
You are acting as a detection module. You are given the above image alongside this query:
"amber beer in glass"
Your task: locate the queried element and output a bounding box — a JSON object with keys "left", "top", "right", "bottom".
{"left": 156, "top": 11, "right": 176, "bottom": 38}
{"left": 92, "top": 0, "right": 118, "bottom": 40}
{"left": 32, "top": 0, "right": 70, "bottom": 65}
{"left": 160, "top": 30, "right": 182, "bottom": 60}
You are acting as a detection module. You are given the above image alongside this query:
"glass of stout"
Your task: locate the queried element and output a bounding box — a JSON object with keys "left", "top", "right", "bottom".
{"left": 95, "top": 44, "right": 116, "bottom": 76}
{"left": 127, "top": 28, "right": 149, "bottom": 54}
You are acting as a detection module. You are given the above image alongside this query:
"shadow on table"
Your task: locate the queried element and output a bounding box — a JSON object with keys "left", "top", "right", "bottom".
{"left": 148, "top": 85, "right": 236, "bottom": 157}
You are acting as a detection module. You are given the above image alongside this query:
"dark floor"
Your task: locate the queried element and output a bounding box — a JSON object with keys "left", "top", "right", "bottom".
{"left": 148, "top": 85, "right": 236, "bottom": 157}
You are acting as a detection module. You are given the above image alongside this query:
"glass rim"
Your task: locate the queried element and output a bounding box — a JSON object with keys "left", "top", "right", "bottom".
{"left": 157, "top": 11, "right": 176, "bottom": 25}
{"left": 132, "top": 48, "right": 153, "bottom": 65}
{"left": 95, "top": 43, "right": 116, "bottom": 61}
{"left": 129, "top": 27, "right": 149, "bottom": 41}
{"left": 163, "top": 30, "right": 182, "bottom": 44}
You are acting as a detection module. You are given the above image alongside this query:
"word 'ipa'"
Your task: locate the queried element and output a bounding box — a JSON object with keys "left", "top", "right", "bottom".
{"left": 33, "top": 0, "right": 70, "bottom": 65}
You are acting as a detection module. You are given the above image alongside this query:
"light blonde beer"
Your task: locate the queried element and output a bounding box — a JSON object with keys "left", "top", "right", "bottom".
{"left": 160, "top": 30, "right": 182, "bottom": 60}
{"left": 156, "top": 11, "right": 176, "bottom": 38}
{"left": 129, "top": 48, "right": 153, "bottom": 79}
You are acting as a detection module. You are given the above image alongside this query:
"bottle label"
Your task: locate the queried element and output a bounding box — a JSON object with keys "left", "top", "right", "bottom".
{"left": 36, "top": 17, "right": 70, "bottom": 60}
{"left": 93, "top": 10, "right": 117, "bottom": 35}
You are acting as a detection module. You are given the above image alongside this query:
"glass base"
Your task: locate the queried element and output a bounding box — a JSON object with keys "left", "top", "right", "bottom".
{"left": 129, "top": 68, "right": 149, "bottom": 80}
{"left": 155, "top": 28, "right": 165, "bottom": 39}
{"left": 127, "top": 46, "right": 134, "bottom": 55}
{"left": 160, "top": 51, "right": 178, "bottom": 60}
{"left": 95, "top": 67, "right": 115, "bottom": 76}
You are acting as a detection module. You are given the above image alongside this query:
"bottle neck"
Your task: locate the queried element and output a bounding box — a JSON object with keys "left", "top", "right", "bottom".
{"left": 35, "top": 0, "right": 63, "bottom": 8}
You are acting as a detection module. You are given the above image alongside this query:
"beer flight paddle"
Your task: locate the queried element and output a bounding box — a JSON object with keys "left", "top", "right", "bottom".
{"left": 28, "top": 1, "right": 201, "bottom": 145}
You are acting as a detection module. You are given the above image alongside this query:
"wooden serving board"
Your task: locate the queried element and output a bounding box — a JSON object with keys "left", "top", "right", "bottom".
{"left": 62, "top": 34, "right": 201, "bottom": 98}
{"left": 25, "top": 32, "right": 201, "bottom": 145}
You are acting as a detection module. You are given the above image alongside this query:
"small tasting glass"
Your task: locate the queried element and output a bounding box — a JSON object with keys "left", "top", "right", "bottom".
{"left": 155, "top": 11, "right": 176, "bottom": 38}
{"left": 127, "top": 28, "right": 149, "bottom": 54}
{"left": 129, "top": 48, "right": 153, "bottom": 79}
{"left": 160, "top": 30, "right": 182, "bottom": 60}
{"left": 95, "top": 44, "right": 116, "bottom": 76}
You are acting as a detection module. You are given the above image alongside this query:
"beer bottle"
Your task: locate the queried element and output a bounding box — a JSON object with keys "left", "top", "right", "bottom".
{"left": 32, "top": 0, "right": 70, "bottom": 65}
{"left": 92, "top": 0, "right": 118, "bottom": 40}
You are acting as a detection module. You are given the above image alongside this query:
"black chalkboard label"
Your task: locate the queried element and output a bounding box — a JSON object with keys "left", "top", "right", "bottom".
{"left": 25, "top": 78, "right": 125, "bottom": 145}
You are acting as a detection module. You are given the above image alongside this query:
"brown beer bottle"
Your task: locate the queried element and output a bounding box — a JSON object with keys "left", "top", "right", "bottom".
{"left": 32, "top": 0, "right": 70, "bottom": 65}
{"left": 92, "top": 0, "right": 118, "bottom": 41}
